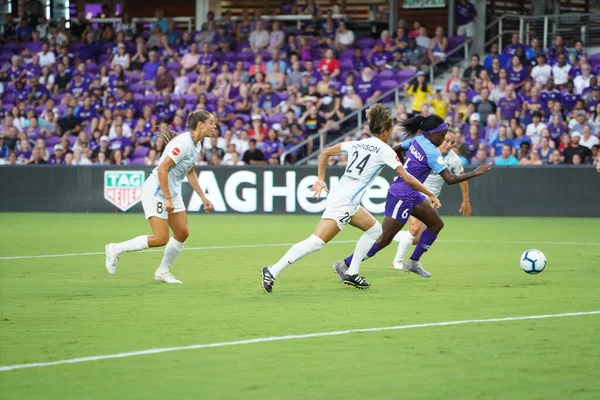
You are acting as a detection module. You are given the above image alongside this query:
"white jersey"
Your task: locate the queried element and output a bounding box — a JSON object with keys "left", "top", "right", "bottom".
{"left": 424, "top": 150, "right": 463, "bottom": 196}
{"left": 146, "top": 131, "right": 201, "bottom": 200}
{"left": 332, "top": 137, "right": 403, "bottom": 205}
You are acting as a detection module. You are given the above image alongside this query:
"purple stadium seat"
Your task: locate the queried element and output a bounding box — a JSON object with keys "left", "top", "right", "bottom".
{"left": 167, "top": 62, "right": 180, "bottom": 71}
{"left": 277, "top": 92, "right": 289, "bottom": 101}
{"left": 380, "top": 80, "right": 398, "bottom": 101}
{"left": 129, "top": 73, "right": 141, "bottom": 83}
{"left": 340, "top": 59, "right": 353, "bottom": 71}
{"left": 235, "top": 41, "right": 250, "bottom": 52}
{"left": 35, "top": 105, "right": 45, "bottom": 114}
{"left": 241, "top": 51, "right": 256, "bottom": 62}
{"left": 378, "top": 70, "right": 395, "bottom": 80}
{"left": 356, "top": 37, "right": 375, "bottom": 49}
{"left": 182, "top": 94, "right": 197, "bottom": 103}
{"left": 0, "top": 54, "right": 13, "bottom": 64}
{"left": 98, "top": 54, "right": 110, "bottom": 64}
{"left": 4, "top": 83, "right": 15, "bottom": 93}
{"left": 206, "top": 92, "right": 218, "bottom": 103}
{"left": 233, "top": 114, "right": 250, "bottom": 124}
{"left": 56, "top": 104, "right": 67, "bottom": 115}
{"left": 186, "top": 72, "right": 198, "bottom": 82}
{"left": 266, "top": 114, "right": 284, "bottom": 128}
{"left": 134, "top": 93, "right": 144, "bottom": 101}
{"left": 309, "top": 39, "right": 319, "bottom": 48}
{"left": 130, "top": 83, "right": 146, "bottom": 94}
{"left": 45, "top": 136, "right": 60, "bottom": 148}
{"left": 2, "top": 104, "right": 12, "bottom": 112}
{"left": 588, "top": 53, "right": 600, "bottom": 63}
{"left": 2, "top": 93, "right": 15, "bottom": 104}
{"left": 340, "top": 49, "right": 355, "bottom": 59}
{"left": 132, "top": 146, "right": 150, "bottom": 158}
{"left": 129, "top": 157, "right": 146, "bottom": 165}
{"left": 260, "top": 50, "right": 272, "bottom": 61}
{"left": 68, "top": 136, "right": 77, "bottom": 147}
{"left": 446, "top": 35, "right": 466, "bottom": 58}
{"left": 222, "top": 52, "right": 236, "bottom": 61}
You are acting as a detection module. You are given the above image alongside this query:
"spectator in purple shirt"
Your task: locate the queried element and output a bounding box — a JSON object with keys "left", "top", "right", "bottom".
{"left": 77, "top": 97, "right": 99, "bottom": 131}
{"left": 25, "top": 55, "right": 41, "bottom": 79}
{"left": 29, "top": 78, "right": 49, "bottom": 106}
{"left": 502, "top": 33, "right": 526, "bottom": 58}
{"left": 369, "top": 42, "right": 392, "bottom": 72}
{"left": 547, "top": 35, "right": 569, "bottom": 64}
{"left": 304, "top": 60, "right": 322, "bottom": 86}
{"left": 506, "top": 55, "right": 528, "bottom": 90}
{"left": 16, "top": 19, "right": 33, "bottom": 42}
{"left": 262, "top": 128, "right": 284, "bottom": 164}
{"left": 497, "top": 85, "right": 521, "bottom": 121}
{"left": 198, "top": 43, "right": 218, "bottom": 72}
{"left": 68, "top": 71, "right": 89, "bottom": 98}
{"left": 258, "top": 84, "right": 282, "bottom": 115}
{"left": 352, "top": 47, "right": 370, "bottom": 72}
{"left": 356, "top": 67, "right": 382, "bottom": 104}
{"left": 109, "top": 126, "right": 133, "bottom": 158}
{"left": 79, "top": 32, "right": 101, "bottom": 62}
{"left": 48, "top": 144, "right": 66, "bottom": 165}
{"left": 6, "top": 55, "right": 26, "bottom": 84}
{"left": 456, "top": 0, "right": 477, "bottom": 39}
{"left": 141, "top": 51, "right": 161, "bottom": 82}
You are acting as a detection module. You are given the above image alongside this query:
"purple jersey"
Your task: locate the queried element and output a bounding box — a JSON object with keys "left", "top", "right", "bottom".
{"left": 456, "top": 1, "right": 477, "bottom": 26}
{"left": 506, "top": 66, "right": 528, "bottom": 86}
{"left": 17, "top": 151, "right": 32, "bottom": 163}
{"left": 48, "top": 155, "right": 65, "bottom": 165}
{"left": 262, "top": 139, "right": 284, "bottom": 159}
{"left": 7, "top": 66, "right": 23, "bottom": 81}
{"left": 352, "top": 56, "right": 369, "bottom": 71}
{"left": 370, "top": 52, "right": 392, "bottom": 68}
{"left": 69, "top": 80, "right": 88, "bottom": 98}
{"left": 109, "top": 137, "right": 131, "bottom": 152}
{"left": 356, "top": 79, "right": 381, "bottom": 101}
{"left": 198, "top": 53, "right": 215, "bottom": 67}
{"left": 540, "top": 89, "right": 561, "bottom": 105}
{"left": 497, "top": 97, "right": 521, "bottom": 120}
{"left": 389, "top": 135, "right": 446, "bottom": 198}
{"left": 77, "top": 106, "right": 97, "bottom": 121}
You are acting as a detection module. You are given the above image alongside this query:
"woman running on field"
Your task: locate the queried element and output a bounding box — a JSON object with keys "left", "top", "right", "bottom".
{"left": 261, "top": 104, "right": 441, "bottom": 293}
{"left": 333, "top": 115, "right": 491, "bottom": 281}
{"left": 105, "top": 110, "right": 216, "bottom": 284}
{"left": 391, "top": 126, "right": 473, "bottom": 269}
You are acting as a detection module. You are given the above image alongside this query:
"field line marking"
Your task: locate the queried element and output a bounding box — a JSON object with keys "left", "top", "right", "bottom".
{"left": 1, "top": 311, "right": 598, "bottom": 372}
{"left": 1, "top": 239, "right": 599, "bottom": 261}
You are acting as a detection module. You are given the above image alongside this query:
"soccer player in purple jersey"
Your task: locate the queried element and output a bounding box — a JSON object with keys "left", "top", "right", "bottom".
{"left": 333, "top": 115, "right": 492, "bottom": 285}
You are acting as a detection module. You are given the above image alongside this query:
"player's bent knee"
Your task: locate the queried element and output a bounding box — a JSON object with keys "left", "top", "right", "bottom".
{"left": 367, "top": 221, "right": 382, "bottom": 239}
{"left": 175, "top": 228, "right": 190, "bottom": 242}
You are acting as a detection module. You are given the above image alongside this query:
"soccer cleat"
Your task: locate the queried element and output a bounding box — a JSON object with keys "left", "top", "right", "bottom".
{"left": 342, "top": 273, "right": 371, "bottom": 289}
{"left": 261, "top": 267, "right": 275, "bottom": 293}
{"left": 154, "top": 272, "right": 183, "bottom": 284}
{"left": 332, "top": 260, "right": 348, "bottom": 281}
{"left": 403, "top": 260, "right": 431, "bottom": 278}
{"left": 391, "top": 260, "right": 404, "bottom": 270}
{"left": 105, "top": 243, "right": 119, "bottom": 275}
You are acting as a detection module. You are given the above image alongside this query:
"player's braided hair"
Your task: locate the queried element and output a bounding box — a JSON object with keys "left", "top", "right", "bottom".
{"left": 155, "top": 123, "right": 178, "bottom": 144}
{"left": 366, "top": 103, "right": 393, "bottom": 136}
{"left": 399, "top": 115, "right": 445, "bottom": 139}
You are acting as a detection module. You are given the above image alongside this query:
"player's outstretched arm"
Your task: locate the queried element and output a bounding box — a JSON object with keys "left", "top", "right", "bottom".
{"left": 187, "top": 168, "right": 213, "bottom": 213}
{"left": 158, "top": 157, "right": 176, "bottom": 213}
{"left": 311, "top": 143, "right": 342, "bottom": 199}
{"left": 441, "top": 162, "right": 492, "bottom": 185}
{"left": 394, "top": 165, "right": 441, "bottom": 209}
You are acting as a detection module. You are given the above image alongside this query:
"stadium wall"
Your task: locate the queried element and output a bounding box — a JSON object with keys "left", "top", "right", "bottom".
{"left": 1, "top": 166, "right": 599, "bottom": 217}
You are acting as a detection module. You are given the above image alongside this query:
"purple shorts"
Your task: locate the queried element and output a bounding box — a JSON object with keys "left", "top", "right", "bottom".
{"left": 384, "top": 192, "right": 426, "bottom": 223}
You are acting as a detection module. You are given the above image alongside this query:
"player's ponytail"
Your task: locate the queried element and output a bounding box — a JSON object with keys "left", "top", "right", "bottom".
{"left": 399, "top": 115, "right": 446, "bottom": 139}
{"left": 366, "top": 103, "right": 393, "bottom": 136}
{"left": 187, "top": 109, "right": 213, "bottom": 131}
{"left": 155, "top": 123, "right": 178, "bottom": 144}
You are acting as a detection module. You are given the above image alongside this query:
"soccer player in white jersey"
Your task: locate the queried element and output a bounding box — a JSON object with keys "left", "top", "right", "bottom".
{"left": 104, "top": 110, "right": 216, "bottom": 284}
{"left": 260, "top": 104, "right": 441, "bottom": 293}
{"left": 391, "top": 127, "right": 472, "bottom": 269}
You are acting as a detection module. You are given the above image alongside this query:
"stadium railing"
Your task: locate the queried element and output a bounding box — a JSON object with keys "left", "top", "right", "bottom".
{"left": 484, "top": 13, "right": 600, "bottom": 51}
{"left": 280, "top": 38, "right": 472, "bottom": 166}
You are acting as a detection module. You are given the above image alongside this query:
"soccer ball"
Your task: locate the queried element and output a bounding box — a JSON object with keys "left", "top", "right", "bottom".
{"left": 519, "top": 249, "right": 546, "bottom": 274}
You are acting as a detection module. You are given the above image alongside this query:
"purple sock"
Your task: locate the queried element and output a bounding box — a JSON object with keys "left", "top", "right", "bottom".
{"left": 410, "top": 230, "right": 438, "bottom": 261}
{"left": 344, "top": 243, "right": 380, "bottom": 267}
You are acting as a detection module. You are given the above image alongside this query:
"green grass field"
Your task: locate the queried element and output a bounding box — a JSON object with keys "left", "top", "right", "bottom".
{"left": 0, "top": 213, "right": 599, "bottom": 399}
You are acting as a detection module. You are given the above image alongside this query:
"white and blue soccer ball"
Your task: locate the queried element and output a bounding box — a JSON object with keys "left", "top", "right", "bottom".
{"left": 520, "top": 249, "right": 546, "bottom": 274}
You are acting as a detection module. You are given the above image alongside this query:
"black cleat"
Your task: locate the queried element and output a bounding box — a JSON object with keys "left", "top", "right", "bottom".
{"left": 343, "top": 273, "right": 371, "bottom": 289}
{"left": 261, "top": 267, "right": 275, "bottom": 293}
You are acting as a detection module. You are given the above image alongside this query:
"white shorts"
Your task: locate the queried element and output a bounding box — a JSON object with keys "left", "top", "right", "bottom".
{"left": 457, "top": 22, "right": 475, "bottom": 38}
{"left": 141, "top": 186, "right": 186, "bottom": 219}
{"left": 321, "top": 194, "right": 362, "bottom": 230}
{"left": 433, "top": 51, "right": 447, "bottom": 61}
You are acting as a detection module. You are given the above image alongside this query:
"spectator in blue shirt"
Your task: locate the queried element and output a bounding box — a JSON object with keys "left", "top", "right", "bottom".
{"left": 16, "top": 19, "right": 33, "bottom": 42}
{"left": 484, "top": 43, "right": 508, "bottom": 71}
{"left": 495, "top": 144, "right": 519, "bottom": 165}
{"left": 258, "top": 84, "right": 282, "bottom": 115}
{"left": 141, "top": 51, "right": 161, "bottom": 81}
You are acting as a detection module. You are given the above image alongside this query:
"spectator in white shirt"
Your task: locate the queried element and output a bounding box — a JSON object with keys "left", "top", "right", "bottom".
{"left": 36, "top": 16, "right": 50, "bottom": 39}
{"left": 37, "top": 44, "right": 56, "bottom": 68}
{"left": 525, "top": 111, "right": 547, "bottom": 144}
{"left": 415, "top": 27, "right": 430, "bottom": 49}
{"left": 249, "top": 20, "right": 270, "bottom": 52}
{"left": 580, "top": 125, "right": 599, "bottom": 149}
{"left": 571, "top": 110, "right": 596, "bottom": 135}
{"left": 490, "top": 78, "right": 508, "bottom": 103}
{"left": 531, "top": 54, "right": 552, "bottom": 87}
{"left": 111, "top": 44, "right": 131, "bottom": 69}
{"left": 573, "top": 64, "right": 592, "bottom": 95}
{"left": 335, "top": 20, "right": 355, "bottom": 50}
{"left": 551, "top": 54, "right": 571, "bottom": 87}
{"left": 108, "top": 116, "right": 133, "bottom": 139}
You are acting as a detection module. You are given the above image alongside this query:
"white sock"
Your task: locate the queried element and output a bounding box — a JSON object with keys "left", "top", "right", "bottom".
{"left": 155, "top": 237, "right": 185, "bottom": 275}
{"left": 269, "top": 234, "right": 325, "bottom": 278}
{"left": 347, "top": 222, "right": 382, "bottom": 275}
{"left": 393, "top": 231, "right": 415, "bottom": 262}
{"left": 113, "top": 235, "right": 149, "bottom": 255}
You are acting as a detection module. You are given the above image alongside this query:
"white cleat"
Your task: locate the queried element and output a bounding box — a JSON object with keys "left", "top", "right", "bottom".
{"left": 154, "top": 272, "right": 183, "bottom": 284}
{"left": 403, "top": 260, "right": 431, "bottom": 278}
{"left": 105, "top": 243, "right": 119, "bottom": 275}
{"left": 391, "top": 260, "right": 404, "bottom": 270}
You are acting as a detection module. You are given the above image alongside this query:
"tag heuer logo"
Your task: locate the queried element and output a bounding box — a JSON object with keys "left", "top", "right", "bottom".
{"left": 104, "top": 171, "right": 145, "bottom": 212}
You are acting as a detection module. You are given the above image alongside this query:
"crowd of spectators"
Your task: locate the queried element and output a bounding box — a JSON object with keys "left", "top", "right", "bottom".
{"left": 402, "top": 33, "right": 600, "bottom": 167}
{"left": 0, "top": 1, "right": 453, "bottom": 167}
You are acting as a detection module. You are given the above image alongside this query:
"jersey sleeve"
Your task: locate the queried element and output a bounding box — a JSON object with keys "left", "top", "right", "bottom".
{"left": 426, "top": 145, "right": 447, "bottom": 174}
{"left": 400, "top": 139, "right": 412, "bottom": 149}
{"left": 381, "top": 146, "right": 403, "bottom": 170}
{"left": 340, "top": 141, "right": 355, "bottom": 154}
{"left": 165, "top": 137, "right": 192, "bottom": 165}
